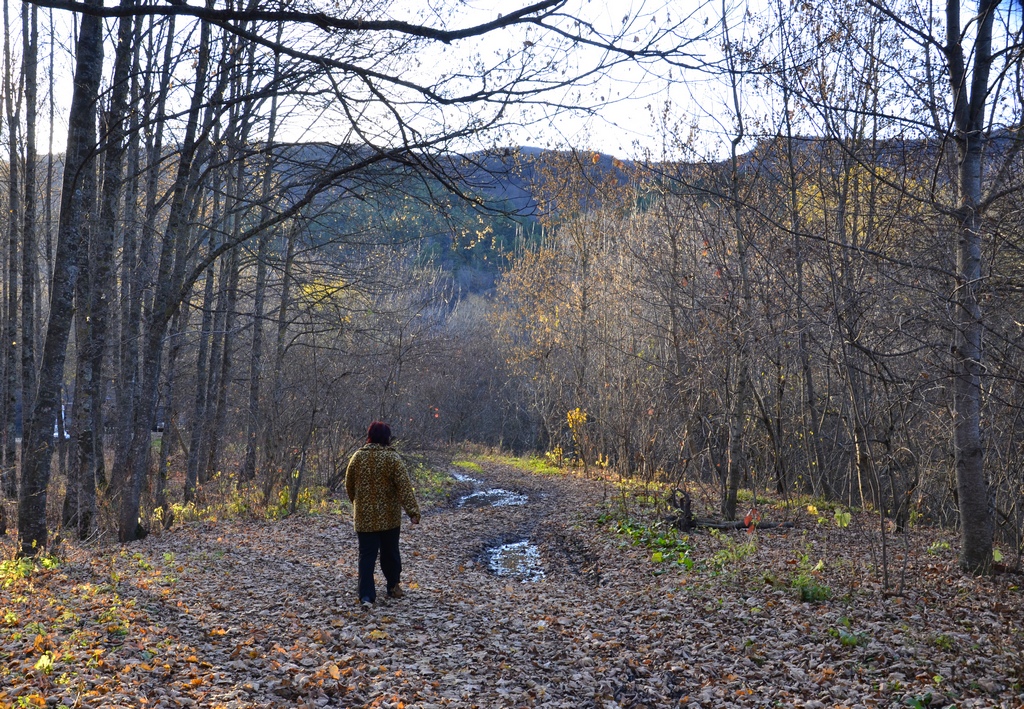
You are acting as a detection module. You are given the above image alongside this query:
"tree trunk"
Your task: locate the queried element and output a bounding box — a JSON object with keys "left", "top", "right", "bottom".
{"left": 2, "top": 0, "right": 21, "bottom": 503}
{"left": 204, "top": 245, "right": 240, "bottom": 483}
{"left": 721, "top": 1, "right": 750, "bottom": 521}
{"left": 18, "top": 1, "right": 103, "bottom": 555}
{"left": 777, "top": 20, "right": 826, "bottom": 498}
{"left": 204, "top": 78, "right": 253, "bottom": 484}
{"left": 21, "top": 3, "right": 38, "bottom": 418}
{"left": 63, "top": 1, "right": 135, "bottom": 539}
{"left": 947, "top": 0, "right": 998, "bottom": 575}
{"left": 42, "top": 8, "right": 55, "bottom": 350}
{"left": 200, "top": 251, "right": 229, "bottom": 486}
{"left": 184, "top": 264, "right": 216, "bottom": 502}
{"left": 117, "top": 15, "right": 212, "bottom": 543}
{"left": 953, "top": 139, "right": 992, "bottom": 574}
{"left": 111, "top": 14, "right": 171, "bottom": 501}
{"left": 263, "top": 225, "right": 297, "bottom": 499}
{"left": 184, "top": 179, "right": 221, "bottom": 504}
{"left": 155, "top": 302, "right": 189, "bottom": 516}
{"left": 240, "top": 35, "right": 281, "bottom": 483}
{"left": 239, "top": 233, "right": 269, "bottom": 483}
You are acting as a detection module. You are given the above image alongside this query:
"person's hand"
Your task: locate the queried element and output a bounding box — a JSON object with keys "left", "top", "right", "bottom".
{"left": 411, "top": 514, "right": 421, "bottom": 525}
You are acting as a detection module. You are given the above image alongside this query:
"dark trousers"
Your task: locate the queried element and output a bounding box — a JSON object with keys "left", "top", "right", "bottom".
{"left": 357, "top": 527, "right": 401, "bottom": 602}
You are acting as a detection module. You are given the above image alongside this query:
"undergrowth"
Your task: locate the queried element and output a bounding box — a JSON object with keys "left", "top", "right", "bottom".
{"left": 152, "top": 483, "right": 344, "bottom": 527}
{"left": 141, "top": 456, "right": 453, "bottom": 530}
{"left": 707, "top": 528, "right": 758, "bottom": 571}
{"left": 409, "top": 460, "right": 455, "bottom": 506}
{"left": 791, "top": 554, "right": 832, "bottom": 602}
{"left": 1, "top": 555, "right": 60, "bottom": 588}
{"left": 599, "top": 514, "right": 696, "bottom": 570}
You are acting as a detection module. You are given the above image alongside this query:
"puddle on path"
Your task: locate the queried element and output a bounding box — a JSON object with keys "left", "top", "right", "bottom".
{"left": 450, "top": 472, "right": 480, "bottom": 484}
{"left": 457, "top": 489, "right": 528, "bottom": 508}
{"left": 486, "top": 540, "right": 545, "bottom": 582}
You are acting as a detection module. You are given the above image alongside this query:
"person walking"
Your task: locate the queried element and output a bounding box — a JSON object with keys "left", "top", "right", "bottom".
{"left": 345, "top": 421, "right": 421, "bottom": 606}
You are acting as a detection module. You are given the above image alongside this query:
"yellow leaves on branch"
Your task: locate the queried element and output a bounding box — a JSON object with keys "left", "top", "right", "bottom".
{"left": 301, "top": 277, "right": 352, "bottom": 314}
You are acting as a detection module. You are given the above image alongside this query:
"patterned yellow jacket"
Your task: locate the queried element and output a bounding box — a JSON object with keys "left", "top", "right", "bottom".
{"left": 345, "top": 444, "right": 421, "bottom": 532}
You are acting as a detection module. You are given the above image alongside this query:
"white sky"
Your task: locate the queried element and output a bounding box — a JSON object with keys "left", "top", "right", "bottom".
{"left": 17, "top": 0, "right": 743, "bottom": 161}
{"left": 20, "top": 0, "right": 1021, "bottom": 163}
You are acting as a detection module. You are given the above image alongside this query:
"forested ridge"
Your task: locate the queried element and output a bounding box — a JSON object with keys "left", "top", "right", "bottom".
{"left": 0, "top": 0, "right": 1022, "bottom": 704}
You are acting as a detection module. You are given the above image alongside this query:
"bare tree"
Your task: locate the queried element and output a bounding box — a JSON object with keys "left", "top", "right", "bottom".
{"left": 18, "top": 0, "right": 102, "bottom": 555}
{"left": 22, "top": 3, "right": 38, "bottom": 415}
{"left": 943, "top": 0, "right": 1003, "bottom": 574}
{"left": 2, "top": 0, "right": 22, "bottom": 506}
{"left": 239, "top": 27, "right": 282, "bottom": 484}
{"left": 720, "top": 1, "right": 754, "bottom": 521}
{"left": 64, "top": 0, "right": 136, "bottom": 540}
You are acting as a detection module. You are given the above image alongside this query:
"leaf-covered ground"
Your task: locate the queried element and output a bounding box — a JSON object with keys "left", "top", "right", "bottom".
{"left": 2, "top": 459, "right": 1023, "bottom": 708}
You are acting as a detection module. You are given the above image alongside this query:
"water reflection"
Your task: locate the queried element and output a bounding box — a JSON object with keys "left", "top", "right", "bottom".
{"left": 457, "top": 489, "right": 528, "bottom": 508}
{"left": 487, "top": 540, "right": 545, "bottom": 581}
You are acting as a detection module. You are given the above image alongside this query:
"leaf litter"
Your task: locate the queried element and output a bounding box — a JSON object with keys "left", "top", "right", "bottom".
{"left": 1, "top": 460, "right": 1022, "bottom": 708}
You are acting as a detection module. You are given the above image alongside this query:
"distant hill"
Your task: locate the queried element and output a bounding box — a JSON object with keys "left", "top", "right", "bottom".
{"left": 262, "top": 143, "right": 641, "bottom": 294}
{"left": 456, "top": 146, "right": 637, "bottom": 217}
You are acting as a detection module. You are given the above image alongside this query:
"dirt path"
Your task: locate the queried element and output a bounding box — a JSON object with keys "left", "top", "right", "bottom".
{"left": 4, "top": 460, "right": 1023, "bottom": 708}
{"left": 125, "top": 460, "right": 654, "bottom": 708}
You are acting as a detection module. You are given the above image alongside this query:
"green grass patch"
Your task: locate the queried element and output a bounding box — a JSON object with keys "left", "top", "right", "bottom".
{"left": 452, "top": 460, "right": 484, "bottom": 473}
{"left": 735, "top": 488, "right": 756, "bottom": 503}
{"left": 829, "top": 626, "right": 869, "bottom": 647}
{"left": 795, "top": 579, "right": 832, "bottom": 602}
{"left": 484, "top": 454, "right": 564, "bottom": 476}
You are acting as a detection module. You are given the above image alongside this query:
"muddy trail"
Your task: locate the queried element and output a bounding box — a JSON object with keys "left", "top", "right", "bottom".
{"left": 51, "top": 461, "right": 648, "bottom": 708}
{"left": 136, "top": 460, "right": 645, "bottom": 707}
{"left": 4, "top": 459, "right": 1023, "bottom": 708}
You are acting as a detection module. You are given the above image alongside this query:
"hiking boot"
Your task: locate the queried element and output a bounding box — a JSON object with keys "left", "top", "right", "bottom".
{"left": 387, "top": 584, "right": 405, "bottom": 599}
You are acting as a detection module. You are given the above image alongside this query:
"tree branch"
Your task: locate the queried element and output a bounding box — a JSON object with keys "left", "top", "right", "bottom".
{"left": 25, "top": 0, "right": 564, "bottom": 44}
